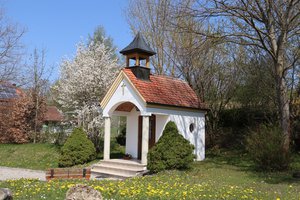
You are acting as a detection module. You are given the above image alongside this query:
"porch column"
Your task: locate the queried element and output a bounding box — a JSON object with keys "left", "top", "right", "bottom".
{"left": 141, "top": 116, "right": 149, "bottom": 165}
{"left": 104, "top": 117, "right": 111, "bottom": 160}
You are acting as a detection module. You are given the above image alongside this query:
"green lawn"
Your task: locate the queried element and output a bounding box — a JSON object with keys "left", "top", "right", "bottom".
{"left": 0, "top": 143, "right": 125, "bottom": 170}
{"left": 0, "top": 143, "right": 60, "bottom": 170}
{"left": 0, "top": 148, "right": 300, "bottom": 199}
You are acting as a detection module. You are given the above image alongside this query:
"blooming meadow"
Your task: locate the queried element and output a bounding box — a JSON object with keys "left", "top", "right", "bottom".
{"left": 1, "top": 169, "right": 299, "bottom": 200}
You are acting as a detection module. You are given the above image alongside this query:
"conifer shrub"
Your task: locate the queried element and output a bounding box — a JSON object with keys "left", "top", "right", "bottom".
{"left": 116, "top": 127, "right": 126, "bottom": 146}
{"left": 58, "top": 127, "right": 96, "bottom": 167}
{"left": 246, "top": 125, "right": 290, "bottom": 171}
{"left": 147, "top": 121, "right": 195, "bottom": 173}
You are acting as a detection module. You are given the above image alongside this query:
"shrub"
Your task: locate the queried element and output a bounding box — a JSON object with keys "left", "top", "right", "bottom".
{"left": 58, "top": 127, "right": 96, "bottom": 167}
{"left": 246, "top": 125, "right": 290, "bottom": 171}
{"left": 147, "top": 121, "right": 194, "bottom": 173}
{"left": 116, "top": 127, "right": 126, "bottom": 146}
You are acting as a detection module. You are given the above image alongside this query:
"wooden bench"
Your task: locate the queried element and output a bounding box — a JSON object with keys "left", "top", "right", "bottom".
{"left": 46, "top": 168, "right": 91, "bottom": 181}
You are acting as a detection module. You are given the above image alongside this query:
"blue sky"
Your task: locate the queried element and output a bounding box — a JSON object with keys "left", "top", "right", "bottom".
{"left": 3, "top": 0, "right": 132, "bottom": 81}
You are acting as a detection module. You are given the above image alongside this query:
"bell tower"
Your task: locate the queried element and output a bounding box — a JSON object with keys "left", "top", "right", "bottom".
{"left": 120, "top": 32, "right": 156, "bottom": 68}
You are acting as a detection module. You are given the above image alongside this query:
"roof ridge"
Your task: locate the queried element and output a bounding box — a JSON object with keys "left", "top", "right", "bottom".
{"left": 123, "top": 67, "right": 190, "bottom": 84}
{"left": 150, "top": 73, "right": 189, "bottom": 83}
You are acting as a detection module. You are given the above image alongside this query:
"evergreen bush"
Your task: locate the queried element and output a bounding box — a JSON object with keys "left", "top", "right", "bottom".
{"left": 246, "top": 125, "right": 290, "bottom": 171}
{"left": 147, "top": 121, "right": 194, "bottom": 173}
{"left": 58, "top": 127, "right": 96, "bottom": 167}
{"left": 116, "top": 127, "right": 126, "bottom": 146}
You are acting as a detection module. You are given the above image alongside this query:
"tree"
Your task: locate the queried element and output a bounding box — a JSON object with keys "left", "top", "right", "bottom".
{"left": 24, "top": 49, "right": 49, "bottom": 143}
{"left": 55, "top": 32, "right": 119, "bottom": 150}
{"left": 231, "top": 48, "right": 277, "bottom": 110}
{"left": 0, "top": 92, "right": 45, "bottom": 144}
{"left": 0, "top": 8, "right": 24, "bottom": 82}
{"left": 56, "top": 41, "right": 118, "bottom": 111}
{"left": 126, "top": 0, "right": 243, "bottom": 145}
{"left": 185, "top": 0, "right": 300, "bottom": 153}
{"left": 88, "top": 26, "right": 118, "bottom": 60}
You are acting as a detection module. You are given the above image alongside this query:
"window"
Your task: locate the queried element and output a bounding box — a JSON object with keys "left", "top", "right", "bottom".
{"left": 189, "top": 123, "right": 195, "bottom": 133}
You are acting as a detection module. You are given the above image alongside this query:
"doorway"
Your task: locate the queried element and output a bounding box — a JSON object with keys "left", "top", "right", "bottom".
{"left": 137, "top": 115, "right": 156, "bottom": 159}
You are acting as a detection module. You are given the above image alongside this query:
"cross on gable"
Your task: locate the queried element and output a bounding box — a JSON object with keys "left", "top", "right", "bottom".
{"left": 121, "top": 83, "right": 126, "bottom": 95}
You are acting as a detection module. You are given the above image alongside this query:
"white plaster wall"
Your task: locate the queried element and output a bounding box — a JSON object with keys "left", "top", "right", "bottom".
{"left": 155, "top": 115, "right": 169, "bottom": 142}
{"left": 150, "top": 107, "right": 205, "bottom": 161}
{"left": 169, "top": 114, "right": 205, "bottom": 161}
{"left": 125, "top": 109, "right": 140, "bottom": 158}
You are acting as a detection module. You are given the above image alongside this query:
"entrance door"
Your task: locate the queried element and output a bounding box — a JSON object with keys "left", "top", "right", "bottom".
{"left": 137, "top": 115, "right": 156, "bottom": 159}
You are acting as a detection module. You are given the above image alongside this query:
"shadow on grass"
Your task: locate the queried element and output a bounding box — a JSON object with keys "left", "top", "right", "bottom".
{"left": 252, "top": 171, "right": 300, "bottom": 184}
{"left": 204, "top": 149, "right": 254, "bottom": 170}
{"left": 203, "top": 148, "right": 300, "bottom": 184}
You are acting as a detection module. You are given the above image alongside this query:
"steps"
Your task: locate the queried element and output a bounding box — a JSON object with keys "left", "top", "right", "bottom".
{"left": 91, "top": 159, "right": 147, "bottom": 179}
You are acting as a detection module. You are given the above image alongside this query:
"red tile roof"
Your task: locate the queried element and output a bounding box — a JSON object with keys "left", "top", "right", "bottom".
{"left": 123, "top": 68, "right": 207, "bottom": 110}
{"left": 44, "top": 106, "right": 63, "bottom": 122}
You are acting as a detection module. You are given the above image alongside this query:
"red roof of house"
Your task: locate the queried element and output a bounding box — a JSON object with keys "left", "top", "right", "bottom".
{"left": 44, "top": 106, "right": 63, "bottom": 122}
{"left": 123, "top": 68, "right": 207, "bottom": 110}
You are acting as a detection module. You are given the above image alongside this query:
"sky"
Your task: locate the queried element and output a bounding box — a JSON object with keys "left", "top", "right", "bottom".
{"left": 3, "top": 0, "right": 132, "bottom": 81}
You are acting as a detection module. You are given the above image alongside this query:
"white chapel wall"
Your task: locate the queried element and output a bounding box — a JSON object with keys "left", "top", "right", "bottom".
{"left": 169, "top": 114, "right": 205, "bottom": 161}
{"left": 149, "top": 107, "right": 206, "bottom": 161}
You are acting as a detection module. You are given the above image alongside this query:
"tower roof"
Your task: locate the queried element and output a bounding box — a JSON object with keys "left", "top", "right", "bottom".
{"left": 120, "top": 32, "right": 156, "bottom": 56}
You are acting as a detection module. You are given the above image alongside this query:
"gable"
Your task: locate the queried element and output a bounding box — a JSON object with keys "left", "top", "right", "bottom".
{"left": 100, "top": 71, "right": 145, "bottom": 108}
{"left": 101, "top": 71, "right": 147, "bottom": 117}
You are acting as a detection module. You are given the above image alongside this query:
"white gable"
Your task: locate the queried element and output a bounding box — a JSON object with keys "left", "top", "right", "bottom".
{"left": 102, "top": 78, "right": 149, "bottom": 117}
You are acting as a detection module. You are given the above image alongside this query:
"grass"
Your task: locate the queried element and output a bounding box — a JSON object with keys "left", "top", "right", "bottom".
{"left": 0, "top": 143, "right": 60, "bottom": 170}
{"left": 0, "top": 148, "right": 300, "bottom": 199}
{"left": 0, "top": 142, "right": 125, "bottom": 170}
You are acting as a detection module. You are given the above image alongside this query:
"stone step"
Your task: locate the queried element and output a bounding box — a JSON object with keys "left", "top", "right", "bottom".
{"left": 98, "top": 160, "right": 146, "bottom": 171}
{"left": 91, "top": 168, "right": 134, "bottom": 178}
{"left": 93, "top": 164, "right": 141, "bottom": 176}
{"left": 91, "top": 159, "right": 148, "bottom": 179}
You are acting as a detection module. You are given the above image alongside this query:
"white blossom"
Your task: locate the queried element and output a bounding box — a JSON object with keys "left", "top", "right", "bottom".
{"left": 55, "top": 37, "right": 118, "bottom": 135}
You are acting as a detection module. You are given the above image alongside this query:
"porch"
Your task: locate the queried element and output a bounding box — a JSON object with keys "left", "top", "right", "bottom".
{"left": 91, "top": 101, "right": 168, "bottom": 178}
{"left": 103, "top": 102, "right": 167, "bottom": 165}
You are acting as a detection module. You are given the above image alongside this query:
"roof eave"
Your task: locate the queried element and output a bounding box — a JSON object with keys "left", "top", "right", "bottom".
{"left": 146, "top": 102, "right": 209, "bottom": 112}
{"left": 120, "top": 48, "right": 156, "bottom": 56}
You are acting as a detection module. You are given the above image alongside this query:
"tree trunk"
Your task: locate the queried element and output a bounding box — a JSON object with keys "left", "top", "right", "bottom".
{"left": 275, "top": 59, "right": 290, "bottom": 153}
{"left": 33, "top": 94, "right": 39, "bottom": 144}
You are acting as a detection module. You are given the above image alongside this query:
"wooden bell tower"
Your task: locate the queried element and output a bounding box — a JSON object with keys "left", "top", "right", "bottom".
{"left": 120, "top": 32, "right": 156, "bottom": 68}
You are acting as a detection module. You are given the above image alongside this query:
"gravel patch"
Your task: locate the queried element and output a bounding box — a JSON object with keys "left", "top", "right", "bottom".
{"left": 0, "top": 166, "right": 46, "bottom": 181}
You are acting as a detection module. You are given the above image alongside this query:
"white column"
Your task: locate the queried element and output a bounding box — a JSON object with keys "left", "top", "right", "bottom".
{"left": 104, "top": 117, "right": 111, "bottom": 160}
{"left": 141, "top": 116, "right": 149, "bottom": 165}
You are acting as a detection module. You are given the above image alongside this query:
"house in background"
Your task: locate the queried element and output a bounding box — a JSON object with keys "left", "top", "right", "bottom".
{"left": 92, "top": 33, "right": 208, "bottom": 178}
{"left": 0, "top": 82, "right": 23, "bottom": 114}
{"left": 43, "top": 105, "right": 64, "bottom": 133}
